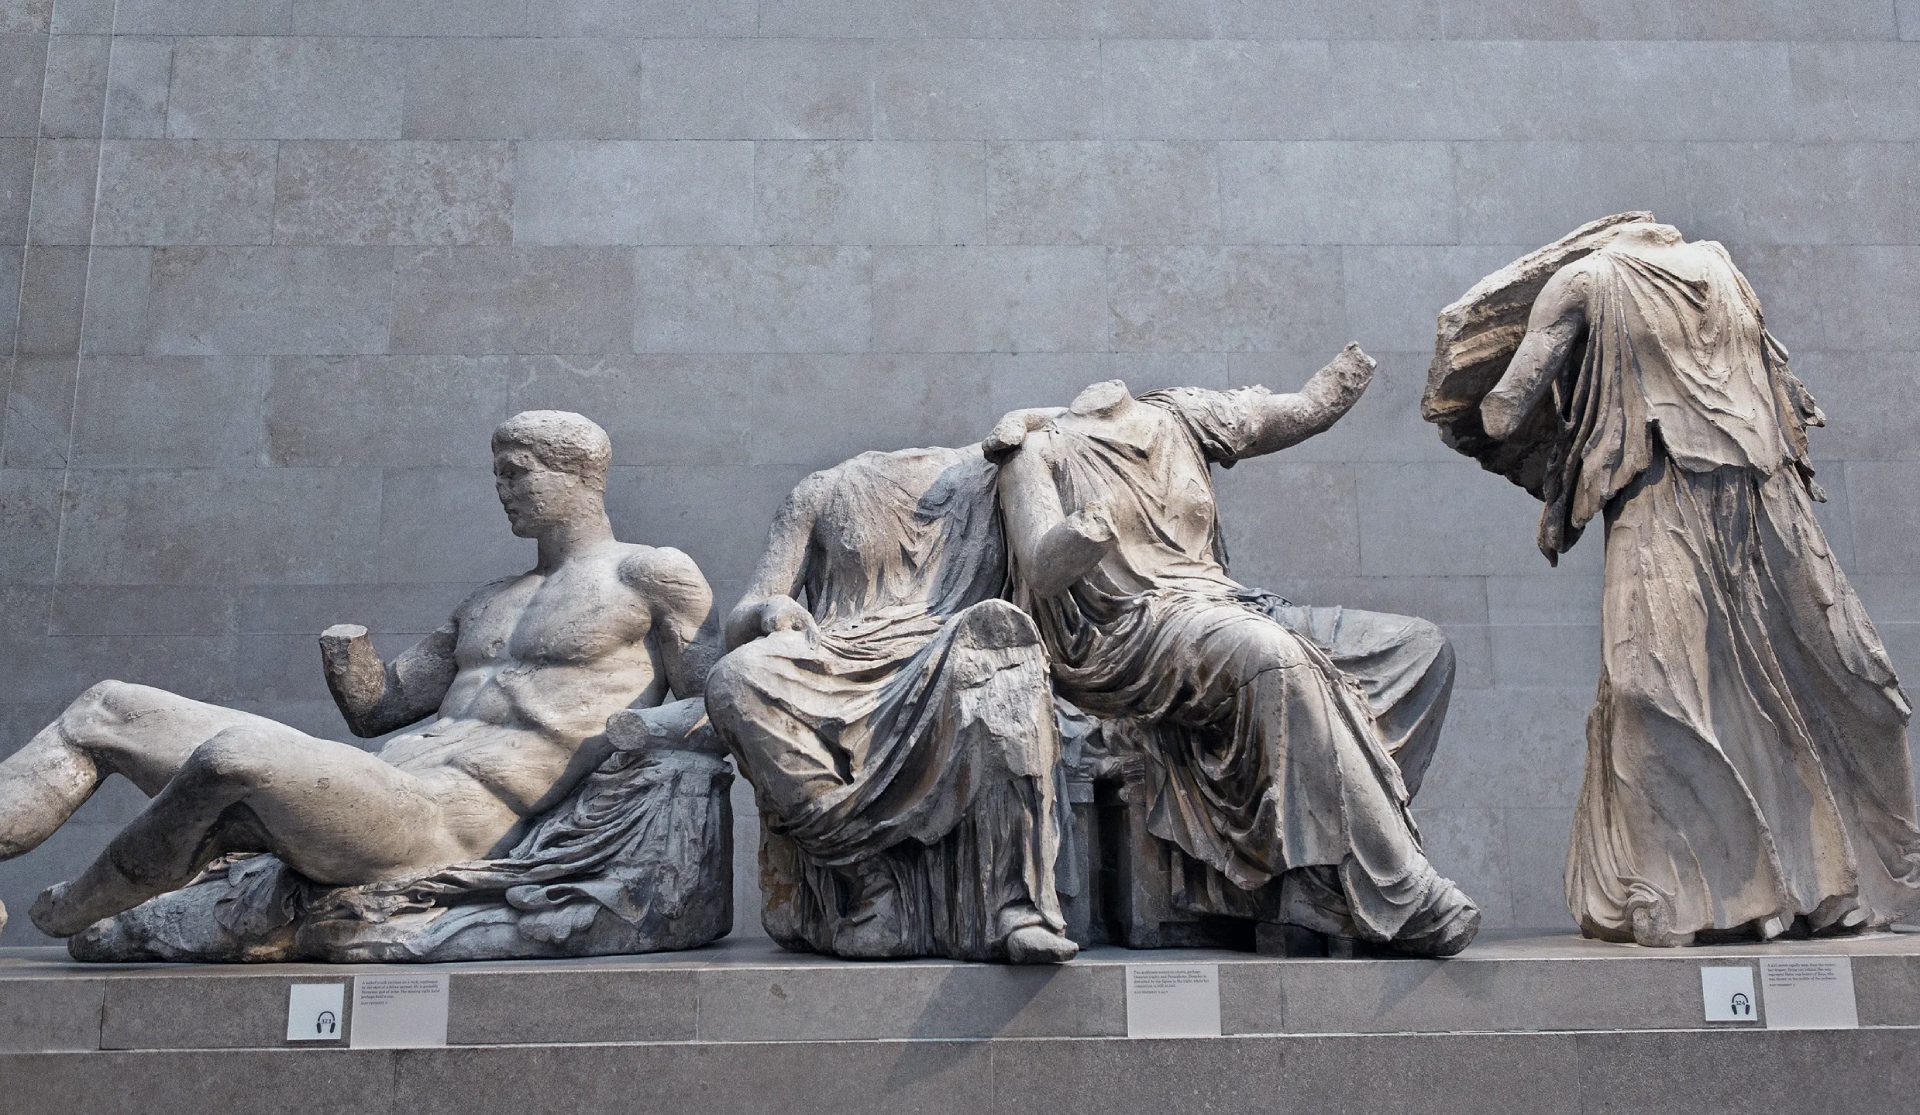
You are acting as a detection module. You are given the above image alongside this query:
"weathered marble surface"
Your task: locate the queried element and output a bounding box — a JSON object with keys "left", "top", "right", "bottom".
{"left": 72, "top": 702, "right": 733, "bottom": 962}
{"left": 993, "top": 349, "right": 1479, "bottom": 956}
{"left": 708, "top": 446, "right": 1077, "bottom": 963}
{"left": 12, "top": 14, "right": 1920, "bottom": 946}
{"left": 710, "top": 353, "right": 1471, "bottom": 961}
{"left": 0, "top": 411, "right": 732, "bottom": 960}
{"left": 1427, "top": 217, "right": 1920, "bottom": 946}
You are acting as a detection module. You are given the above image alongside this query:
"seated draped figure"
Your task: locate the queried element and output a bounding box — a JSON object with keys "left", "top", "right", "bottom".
{"left": 992, "top": 346, "right": 1480, "bottom": 957}
{"left": 1427, "top": 214, "right": 1920, "bottom": 947}
{"left": 0, "top": 410, "right": 735, "bottom": 962}
{"left": 710, "top": 348, "right": 1472, "bottom": 962}
{"left": 706, "top": 443, "right": 1079, "bottom": 963}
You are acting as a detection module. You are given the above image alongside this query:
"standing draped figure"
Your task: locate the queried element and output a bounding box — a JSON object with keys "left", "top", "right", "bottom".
{"left": 1430, "top": 216, "right": 1920, "bottom": 946}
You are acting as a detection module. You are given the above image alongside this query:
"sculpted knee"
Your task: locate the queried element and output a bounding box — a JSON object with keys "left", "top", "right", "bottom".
{"left": 704, "top": 647, "right": 766, "bottom": 729}
{"left": 952, "top": 599, "right": 1042, "bottom": 650}
{"left": 77, "top": 679, "right": 130, "bottom": 707}
{"left": 183, "top": 729, "right": 278, "bottom": 789}
{"left": 1244, "top": 622, "right": 1312, "bottom": 672}
{"left": 63, "top": 679, "right": 188, "bottom": 739}
{"left": 704, "top": 649, "right": 796, "bottom": 781}
{"left": 65, "top": 679, "right": 138, "bottom": 727}
{"left": 1408, "top": 617, "right": 1456, "bottom": 681}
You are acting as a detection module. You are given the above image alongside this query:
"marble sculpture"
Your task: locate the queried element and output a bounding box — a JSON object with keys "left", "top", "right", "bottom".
{"left": 707, "top": 446, "right": 1078, "bottom": 963}
{"left": 11, "top": 215, "right": 1907, "bottom": 964}
{"left": 1425, "top": 214, "right": 1920, "bottom": 946}
{"left": 993, "top": 348, "right": 1479, "bottom": 956}
{"left": 0, "top": 411, "right": 736, "bottom": 960}
{"left": 706, "top": 348, "right": 1476, "bottom": 961}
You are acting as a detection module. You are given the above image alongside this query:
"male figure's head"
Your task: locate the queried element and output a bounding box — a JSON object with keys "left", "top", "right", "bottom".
{"left": 491, "top": 411, "right": 613, "bottom": 538}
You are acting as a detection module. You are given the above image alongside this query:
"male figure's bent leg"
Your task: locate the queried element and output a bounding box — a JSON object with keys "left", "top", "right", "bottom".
{"left": 30, "top": 723, "right": 466, "bottom": 936}
{"left": 0, "top": 682, "right": 282, "bottom": 861}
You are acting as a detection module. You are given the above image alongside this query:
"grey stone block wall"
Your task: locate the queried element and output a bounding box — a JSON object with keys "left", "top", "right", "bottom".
{"left": 1, "top": 0, "right": 1916, "bottom": 944}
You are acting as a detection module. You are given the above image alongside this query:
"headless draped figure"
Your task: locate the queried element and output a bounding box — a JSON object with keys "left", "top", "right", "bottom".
{"left": 707, "top": 446, "right": 1076, "bottom": 963}
{"left": 994, "top": 349, "right": 1480, "bottom": 956}
{"left": 1484, "top": 223, "right": 1920, "bottom": 946}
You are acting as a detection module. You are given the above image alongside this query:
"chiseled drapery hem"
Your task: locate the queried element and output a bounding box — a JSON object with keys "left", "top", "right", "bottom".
{"left": 71, "top": 746, "right": 735, "bottom": 962}
{"left": 1570, "top": 455, "right": 1920, "bottom": 941}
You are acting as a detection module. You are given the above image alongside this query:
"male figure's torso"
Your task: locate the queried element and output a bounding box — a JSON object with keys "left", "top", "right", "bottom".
{"left": 377, "top": 543, "right": 674, "bottom": 851}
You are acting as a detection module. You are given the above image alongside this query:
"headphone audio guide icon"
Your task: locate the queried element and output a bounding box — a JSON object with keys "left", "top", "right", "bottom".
{"left": 287, "top": 983, "right": 347, "bottom": 1042}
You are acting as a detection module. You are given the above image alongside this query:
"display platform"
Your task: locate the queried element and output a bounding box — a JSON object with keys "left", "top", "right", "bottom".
{"left": 3, "top": 929, "right": 1917, "bottom": 1114}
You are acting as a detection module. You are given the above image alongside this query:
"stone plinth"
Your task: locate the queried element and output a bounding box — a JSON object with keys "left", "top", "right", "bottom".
{"left": 4, "top": 930, "right": 1919, "bottom": 1113}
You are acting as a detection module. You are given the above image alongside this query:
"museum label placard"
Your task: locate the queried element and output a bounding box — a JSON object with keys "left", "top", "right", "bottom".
{"left": 350, "top": 973, "right": 451, "bottom": 1048}
{"left": 1125, "top": 963, "right": 1222, "bottom": 1038}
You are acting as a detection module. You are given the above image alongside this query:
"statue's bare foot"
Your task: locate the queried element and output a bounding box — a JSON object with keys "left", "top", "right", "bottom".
{"left": 0, "top": 897, "right": 8, "bottom": 936}
{"left": 1810, "top": 898, "right": 1869, "bottom": 937}
{"left": 30, "top": 882, "right": 83, "bottom": 937}
{"left": 1005, "top": 925, "right": 1078, "bottom": 964}
{"left": 1388, "top": 900, "right": 1482, "bottom": 958}
{"left": 29, "top": 880, "right": 119, "bottom": 938}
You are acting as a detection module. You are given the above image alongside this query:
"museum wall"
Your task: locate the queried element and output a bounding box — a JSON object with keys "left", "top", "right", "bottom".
{"left": 2, "top": 0, "right": 1917, "bottom": 943}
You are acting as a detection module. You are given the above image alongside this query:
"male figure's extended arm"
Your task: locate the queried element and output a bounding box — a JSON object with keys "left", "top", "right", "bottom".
{"left": 723, "top": 478, "right": 824, "bottom": 652}
{"left": 1227, "top": 343, "right": 1378, "bottom": 459}
{"left": 319, "top": 621, "right": 460, "bottom": 738}
{"left": 1483, "top": 263, "right": 1590, "bottom": 440}
{"left": 629, "top": 548, "right": 719, "bottom": 698}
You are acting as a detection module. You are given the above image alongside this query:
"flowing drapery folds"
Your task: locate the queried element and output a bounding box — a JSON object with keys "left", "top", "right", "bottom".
{"left": 73, "top": 725, "right": 735, "bottom": 962}
{"left": 706, "top": 448, "right": 1068, "bottom": 961}
{"left": 1427, "top": 221, "right": 1920, "bottom": 943}
{"left": 1009, "top": 389, "right": 1477, "bottom": 952}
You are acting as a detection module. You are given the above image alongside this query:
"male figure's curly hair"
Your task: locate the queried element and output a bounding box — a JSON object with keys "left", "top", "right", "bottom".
{"left": 491, "top": 410, "right": 612, "bottom": 490}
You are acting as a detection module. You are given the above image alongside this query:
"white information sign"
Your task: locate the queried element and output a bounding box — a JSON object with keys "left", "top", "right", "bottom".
{"left": 1125, "top": 963, "right": 1221, "bottom": 1038}
{"left": 285, "top": 983, "right": 346, "bottom": 1042}
{"left": 1699, "top": 966, "right": 1759, "bottom": 1023}
{"left": 350, "top": 973, "right": 451, "bottom": 1049}
{"left": 1760, "top": 956, "right": 1858, "bottom": 1030}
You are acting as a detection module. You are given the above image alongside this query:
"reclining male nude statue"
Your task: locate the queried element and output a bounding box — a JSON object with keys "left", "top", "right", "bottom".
{"left": 705, "top": 444, "right": 1079, "bottom": 963}
{"left": 991, "top": 346, "right": 1481, "bottom": 956}
{"left": 0, "top": 410, "right": 733, "bottom": 960}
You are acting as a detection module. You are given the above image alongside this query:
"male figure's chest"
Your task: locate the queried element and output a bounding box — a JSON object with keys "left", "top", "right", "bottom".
{"left": 459, "top": 567, "right": 650, "bottom": 667}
